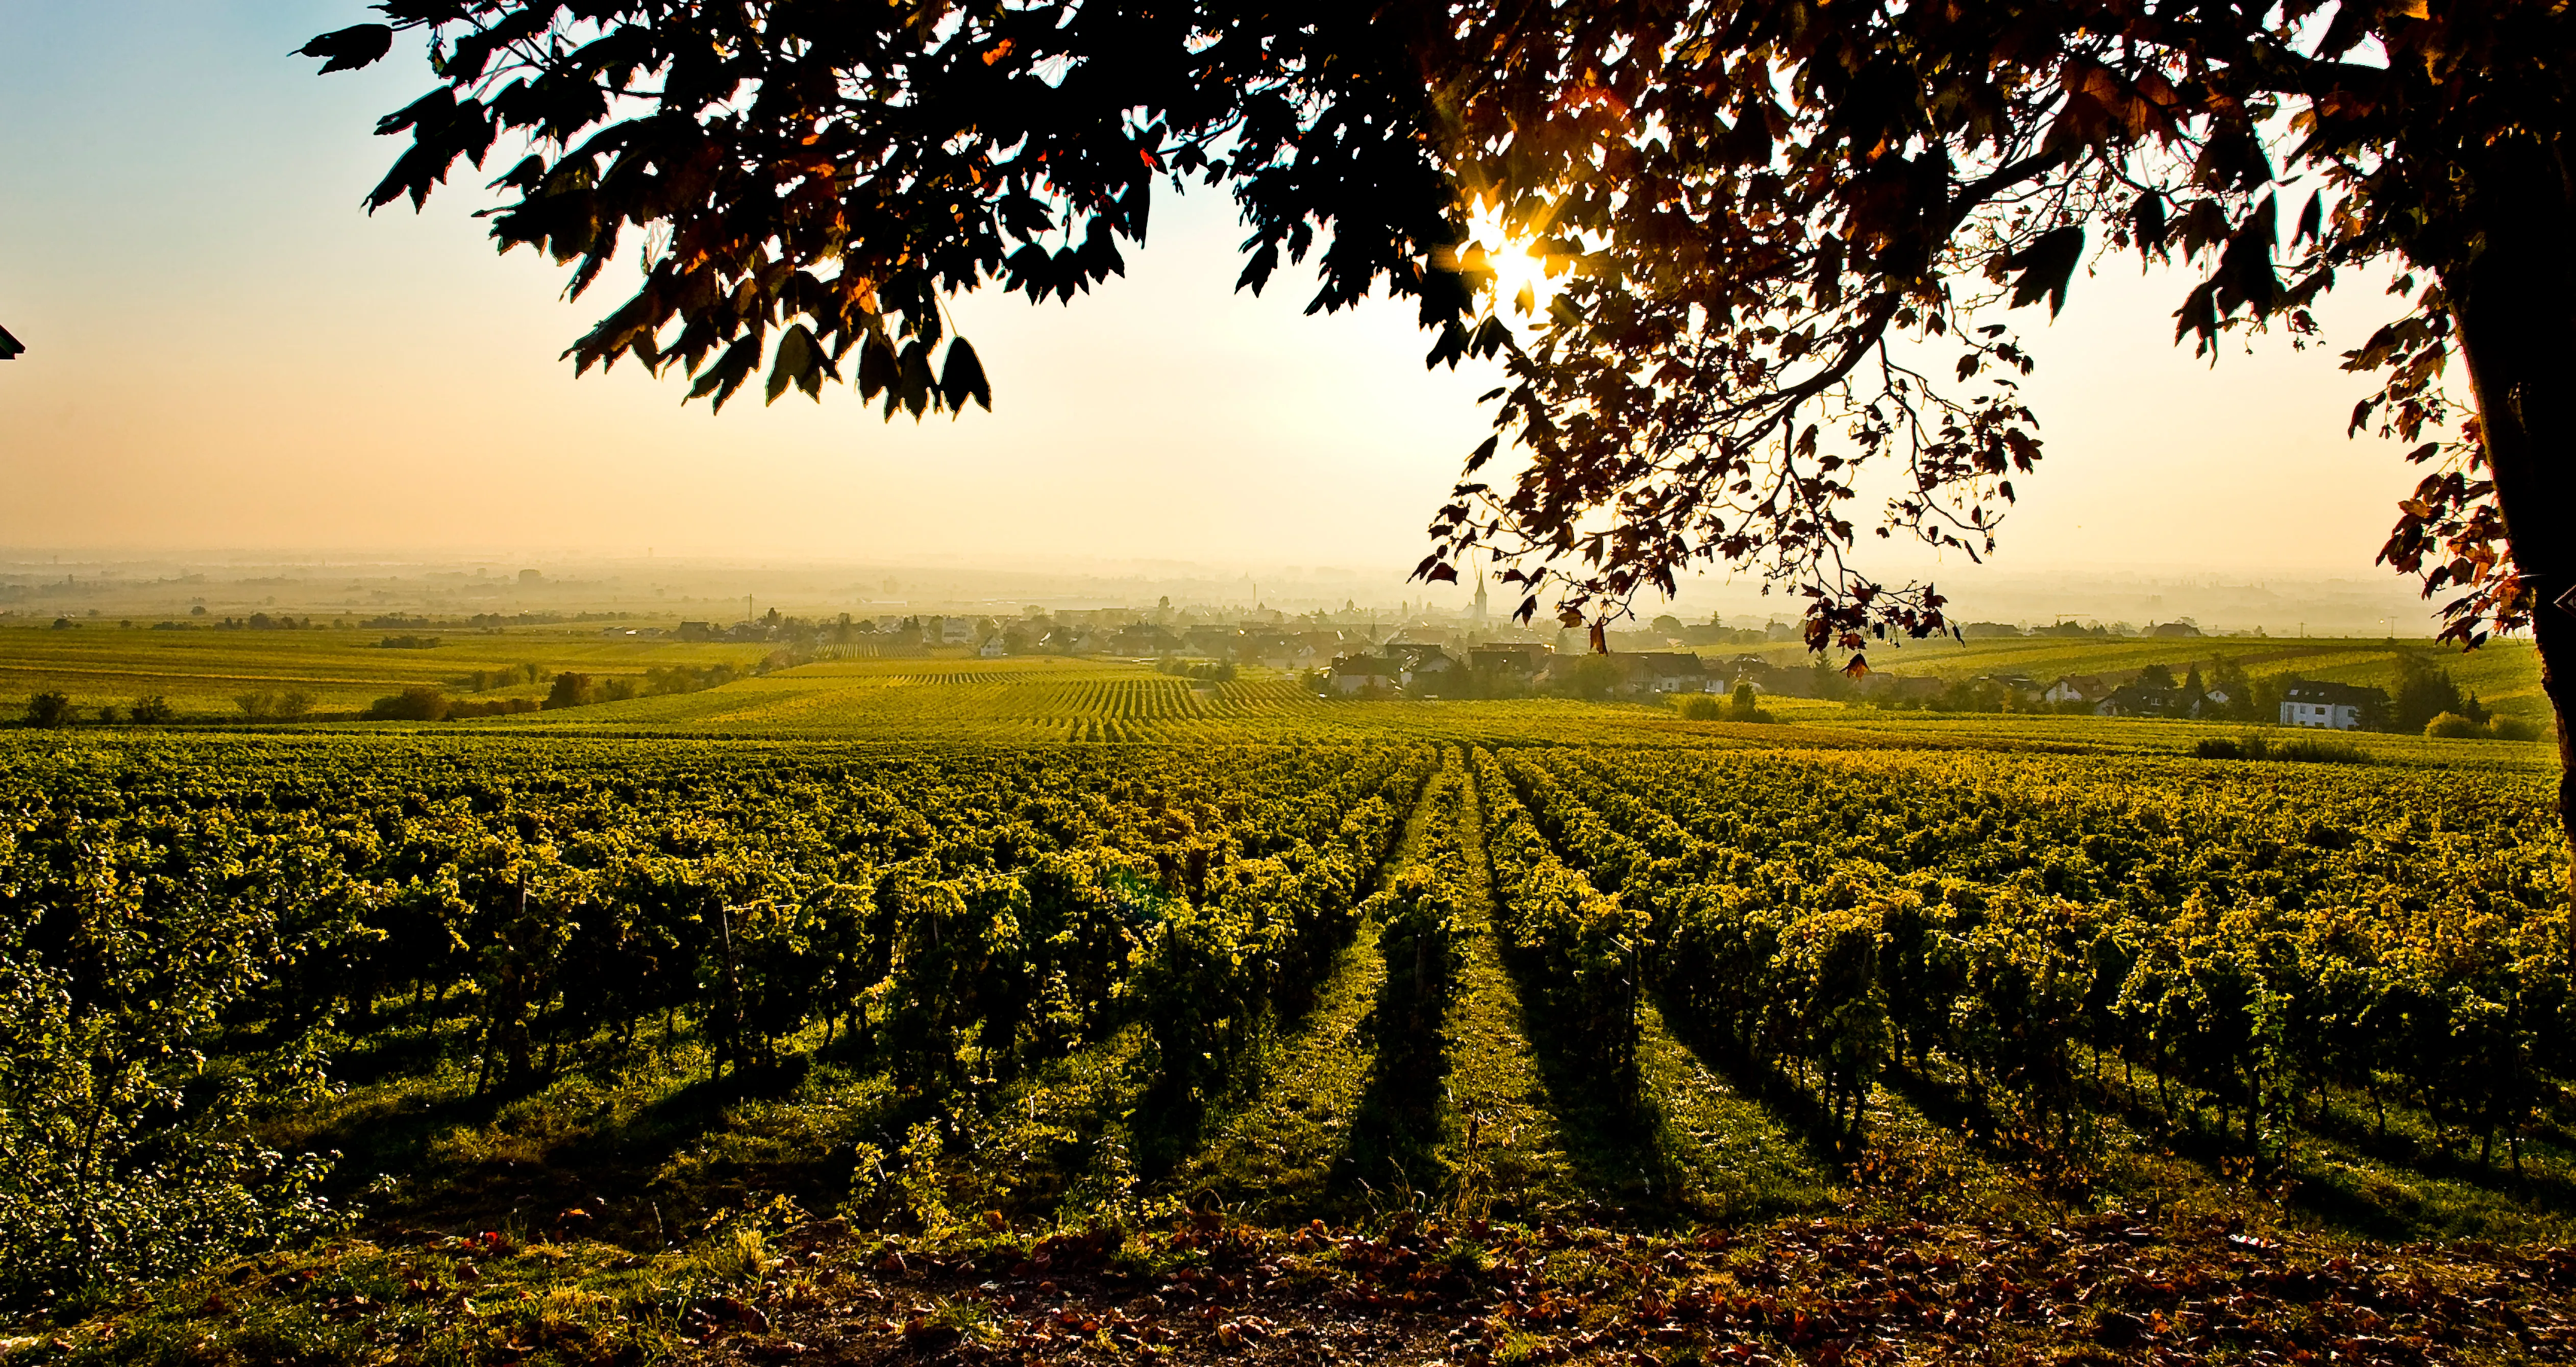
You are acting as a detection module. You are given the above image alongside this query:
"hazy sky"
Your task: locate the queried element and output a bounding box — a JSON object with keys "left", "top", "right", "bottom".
{"left": 0, "top": 2, "right": 2447, "bottom": 602}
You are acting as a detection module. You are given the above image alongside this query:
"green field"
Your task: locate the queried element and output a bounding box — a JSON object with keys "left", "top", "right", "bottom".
{"left": 3, "top": 639, "right": 2569, "bottom": 1365}
{"left": 1710, "top": 633, "right": 2553, "bottom": 719}
{"left": 0, "top": 623, "right": 779, "bottom": 716}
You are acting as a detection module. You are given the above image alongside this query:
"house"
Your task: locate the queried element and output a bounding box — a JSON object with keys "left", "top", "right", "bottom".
{"left": 1252, "top": 636, "right": 1319, "bottom": 670}
{"left": 2149, "top": 620, "right": 2205, "bottom": 638}
{"left": 1400, "top": 650, "right": 1464, "bottom": 691}
{"left": 1110, "top": 624, "right": 1182, "bottom": 655}
{"left": 1730, "top": 659, "right": 1821, "bottom": 699}
{"left": 1470, "top": 644, "right": 1551, "bottom": 679}
{"left": 677, "top": 620, "right": 717, "bottom": 641}
{"left": 978, "top": 636, "right": 1008, "bottom": 659}
{"left": 2281, "top": 681, "right": 2387, "bottom": 730}
{"left": 1184, "top": 625, "right": 1240, "bottom": 656}
{"left": 2095, "top": 684, "right": 2184, "bottom": 717}
{"left": 2043, "top": 675, "right": 2109, "bottom": 705}
{"left": 1617, "top": 652, "right": 1710, "bottom": 694}
{"left": 1237, "top": 630, "right": 1295, "bottom": 663}
{"left": 939, "top": 616, "right": 978, "bottom": 646}
{"left": 1328, "top": 654, "right": 1399, "bottom": 695}
{"left": 1384, "top": 641, "right": 1451, "bottom": 672}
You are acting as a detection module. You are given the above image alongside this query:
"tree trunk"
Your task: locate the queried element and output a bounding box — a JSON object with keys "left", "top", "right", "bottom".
{"left": 2444, "top": 137, "right": 2576, "bottom": 919}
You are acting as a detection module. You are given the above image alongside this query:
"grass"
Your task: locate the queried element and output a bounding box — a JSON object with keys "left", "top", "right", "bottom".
{"left": 1436, "top": 766, "right": 1590, "bottom": 1225}
{"left": 1629, "top": 1003, "right": 1833, "bottom": 1223}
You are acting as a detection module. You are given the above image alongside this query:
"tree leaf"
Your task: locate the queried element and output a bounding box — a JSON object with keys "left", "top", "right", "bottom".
{"left": 939, "top": 338, "right": 992, "bottom": 413}
{"left": 2004, "top": 227, "right": 2085, "bottom": 317}
{"left": 297, "top": 23, "right": 392, "bottom": 74}
{"left": 765, "top": 325, "right": 815, "bottom": 406}
{"left": 858, "top": 336, "right": 898, "bottom": 400}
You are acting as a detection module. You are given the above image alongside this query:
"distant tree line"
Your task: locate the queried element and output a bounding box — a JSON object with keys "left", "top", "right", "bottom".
{"left": 120, "top": 613, "right": 332, "bottom": 631}
{"left": 365, "top": 659, "right": 772, "bottom": 724}
{"left": 20, "top": 694, "right": 177, "bottom": 728}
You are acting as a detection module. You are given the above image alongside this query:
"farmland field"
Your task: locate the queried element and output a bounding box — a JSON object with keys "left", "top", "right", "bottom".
{"left": 5, "top": 643, "right": 2573, "bottom": 1365}
{"left": 0, "top": 622, "right": 777, "bottom": 715}
{"left": 1721, "top": 633, "right": 2553, "bottom": 722}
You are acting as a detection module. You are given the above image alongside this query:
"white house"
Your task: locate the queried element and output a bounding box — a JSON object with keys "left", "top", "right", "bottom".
{"left": 2279, "top": 681, "right": 2387, "bottom": 730}
{"left": 1618, "top": 653, "right": 1710, "bottom": 694}
{"left": 2043, "top": 675, "right": 2110, "bottom": 705}
{"left": 978, "top": 636, "right": 1008, "bottom": 658}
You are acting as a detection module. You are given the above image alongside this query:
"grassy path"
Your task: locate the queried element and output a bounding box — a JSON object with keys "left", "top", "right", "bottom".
{"left": 1441, "top": 753, "right": 1587, "bottom": 1222}
{"left": 1165, "top": 921, "right": 1387, "bottom": 1219}
{"left": 1163, "top": 749, "right": 1453, "bottom": 1220}
{"left": 1632, "top": 1001, "right": 1834, "bottom": 1220}
{"left": 1462, "top": 744, "right": 1836, "bottom": 1226}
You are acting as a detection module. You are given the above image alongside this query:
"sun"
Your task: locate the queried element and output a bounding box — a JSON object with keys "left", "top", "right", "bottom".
{"left": 1464, "top": 202, "right": 1563, "bottom": 318}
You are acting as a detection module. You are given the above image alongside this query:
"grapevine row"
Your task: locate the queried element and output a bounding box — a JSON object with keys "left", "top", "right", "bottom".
{"left": 1502, "top": 745, "right": 2569, "bottom": 1162}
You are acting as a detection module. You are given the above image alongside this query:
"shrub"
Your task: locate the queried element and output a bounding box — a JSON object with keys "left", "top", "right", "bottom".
{"left": 128, "top": 696, "right": 174, "bottom": 725}
{"left": 646, "top": 662, "right": 742, "bottom": 696}
{"left": 2195, "top": 731, "right": 2370, "bottom": 765}
{"left": 1675, "top": 693, "right": 1725, "bottom": 720}
{"left": 460, "top": 663, "right": 544, "bottom": 691}
{"left": 2274, "top": 735, "right": 2371, "bottom": 765}
{"left": 544, "top": 672, "right": 597, "bottom": 709}
{"left": 23, "top": 693, "right": 74, "bottom": 728}
{"left": 236, "top": 690, "right": 312, "bottom": 722}
{"left": 2489, "top": 715, "right": 2544, "bottom": 742}
{"left": 2425, "top": 711, "right": 2486, "bottom": 739}
{"left": 1723, "top": 682, "right": 1777, "bottom": 724}
{"left": 365, "top": 686, "right": 451, "bottom": 722}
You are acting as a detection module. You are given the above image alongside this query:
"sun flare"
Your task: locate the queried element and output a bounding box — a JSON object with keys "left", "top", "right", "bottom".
{"left": 1464, "top": 204, "right": 1564, "bottom": 318}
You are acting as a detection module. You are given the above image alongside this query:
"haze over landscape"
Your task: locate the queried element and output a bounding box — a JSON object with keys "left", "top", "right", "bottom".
{"left": 3, "top": 2, "right": 2445, "bottom": 609}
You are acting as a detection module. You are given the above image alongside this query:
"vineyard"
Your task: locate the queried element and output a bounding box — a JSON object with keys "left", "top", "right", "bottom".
{"left": 3, "top": 706, "right": 2572, "bottom": 1363}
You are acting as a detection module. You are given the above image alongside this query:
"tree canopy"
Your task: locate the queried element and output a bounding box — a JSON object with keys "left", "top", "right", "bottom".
{"left": 310, "top": 1, "right": 2568, "bottom": 668}
{"left": 0, "top": 324, "right": 22, "bottom": 360}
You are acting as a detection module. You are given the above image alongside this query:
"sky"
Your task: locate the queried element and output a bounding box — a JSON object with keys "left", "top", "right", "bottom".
{"left": 0, "top": 2, "right": 2450, "bottom": 609}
